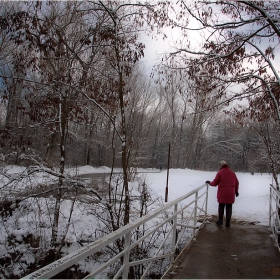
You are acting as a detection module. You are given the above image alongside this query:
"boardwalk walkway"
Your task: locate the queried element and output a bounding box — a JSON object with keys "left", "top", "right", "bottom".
{"left": 163, "top": 218, "right": 280, "bottom": 279}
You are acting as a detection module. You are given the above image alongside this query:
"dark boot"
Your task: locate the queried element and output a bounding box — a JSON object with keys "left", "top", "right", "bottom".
{"left": 226, "top": 219, "right": 230, "bottom": 227}
{"left": 216, "top": 219, "right": 223, "bottom": 226}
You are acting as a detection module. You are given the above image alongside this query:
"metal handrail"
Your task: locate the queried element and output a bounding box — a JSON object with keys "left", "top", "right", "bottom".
{"left": 269, "top": 184, "right": 280, "bottom": 252}
{"left": 21, "top": 183, "right": 209, "bottom": 279}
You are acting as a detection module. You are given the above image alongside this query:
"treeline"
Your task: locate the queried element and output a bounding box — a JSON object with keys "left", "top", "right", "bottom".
{"left": 0, "top": 1, "right": 278, "bottom": 174}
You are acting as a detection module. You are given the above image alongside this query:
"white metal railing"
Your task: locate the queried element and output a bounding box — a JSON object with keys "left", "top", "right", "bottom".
{"left": 269, "top": 184, "right": 280, "bottom": 251}
{"left": 21, "top": 184, "right": 209, "bottom": 279}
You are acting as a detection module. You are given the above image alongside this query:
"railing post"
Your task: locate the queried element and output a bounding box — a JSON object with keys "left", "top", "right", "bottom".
{"left": 122, "top": 231, "right": 131, "bottom": 279}
{"left": 269, "top": 185, "right": 272, "bottom": 229}
{"left": 170, "top": 203, "right": 178, "bottom": 264}
{"left": 277, "top": 189, "right": 280, "bottom": 246}
{"left": 205, "top": 184, "right": 209, "bottom": 218}
{"left": 193, "top": 191, "right": 198, "bottom": 236}
{"left": 269, "top": 185, "right": 280, "bottom": 251}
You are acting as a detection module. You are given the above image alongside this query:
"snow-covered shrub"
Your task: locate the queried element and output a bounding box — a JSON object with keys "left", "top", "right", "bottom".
{"left": 0, "top": 166, "right": 187, "bottom": 279}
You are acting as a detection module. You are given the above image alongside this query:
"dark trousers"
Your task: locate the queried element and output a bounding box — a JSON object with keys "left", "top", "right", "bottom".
{"left": 218, "top": 203, "right": 232, "bottom": 221}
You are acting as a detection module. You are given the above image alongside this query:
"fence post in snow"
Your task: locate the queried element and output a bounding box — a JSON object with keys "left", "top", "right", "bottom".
{"left": 165, "top": 142, "right": 171, "bottom": 202}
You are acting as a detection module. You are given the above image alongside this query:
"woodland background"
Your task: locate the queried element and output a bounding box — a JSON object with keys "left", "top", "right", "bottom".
{"left": 0, "top": 1, "right": 280, "bottom": 278}
{"left": 1, "top": 1, "right": 280, "bottom": 173}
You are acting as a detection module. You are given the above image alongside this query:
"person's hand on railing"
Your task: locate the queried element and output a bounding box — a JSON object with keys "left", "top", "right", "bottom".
{"left": 205, "top": 181, "right": 210, "bottom": 184}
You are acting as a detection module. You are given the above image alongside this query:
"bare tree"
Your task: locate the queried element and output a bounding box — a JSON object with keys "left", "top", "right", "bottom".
{"left": 160, "top": 1, "right": 280, "bottom": 175}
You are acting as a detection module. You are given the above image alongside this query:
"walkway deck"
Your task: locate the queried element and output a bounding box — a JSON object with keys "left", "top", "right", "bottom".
{"left": 163, "top": 218, "right": 280, "bottom": 279}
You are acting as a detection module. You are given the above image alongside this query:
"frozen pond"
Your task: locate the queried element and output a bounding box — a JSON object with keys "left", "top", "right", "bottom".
{"left": 79, "top": 172, "right": 111, "bottom": 183}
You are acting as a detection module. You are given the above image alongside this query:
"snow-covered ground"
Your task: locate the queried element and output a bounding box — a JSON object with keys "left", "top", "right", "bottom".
{"left": 1, "top": 165, "right": 273, "bottom": 238}
{"left": 145, "top": 168, "right": 272, "bottom": 225}
{"left": 66, "top": 165, "right": 272, "bottom": 225}
{"left": 0, "top": 165, "right": 274, "bottom": 278}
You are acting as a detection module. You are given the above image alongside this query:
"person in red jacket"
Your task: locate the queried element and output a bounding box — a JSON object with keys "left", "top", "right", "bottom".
{"left": 206, "top": 160, "right": 239, "bottom": 227}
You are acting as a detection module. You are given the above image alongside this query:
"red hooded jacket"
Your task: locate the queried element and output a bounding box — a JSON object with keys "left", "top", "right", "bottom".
{"left": 209, "top": 165, "right": 239, "bottom": 204}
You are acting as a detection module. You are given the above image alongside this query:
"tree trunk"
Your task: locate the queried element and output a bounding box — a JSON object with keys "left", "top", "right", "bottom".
{"left": 118, "top": 72, "right": 130, "bottom": 225}
{"left": 51, "top": 96, "right": 68, "bottom": 248}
